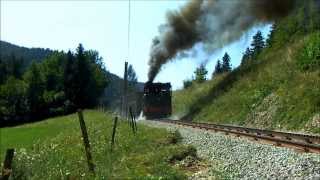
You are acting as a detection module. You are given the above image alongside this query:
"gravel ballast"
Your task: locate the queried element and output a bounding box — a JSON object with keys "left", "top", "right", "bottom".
{"left": 141, "top": 120, "right": 320, "bottom": 179}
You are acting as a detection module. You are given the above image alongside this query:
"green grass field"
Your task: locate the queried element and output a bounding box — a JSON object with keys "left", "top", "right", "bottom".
{"left": 0, "top": 110, "right": 196, "bottom": 179}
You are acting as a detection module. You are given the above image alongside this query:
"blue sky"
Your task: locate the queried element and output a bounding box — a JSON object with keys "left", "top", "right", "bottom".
{"left": 1, "top": 0, "right": 270, "bottom": 90}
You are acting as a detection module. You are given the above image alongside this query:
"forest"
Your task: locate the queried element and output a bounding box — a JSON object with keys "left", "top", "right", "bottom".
{"left": 0, "top": 43, "right": 108, "bottom": 126}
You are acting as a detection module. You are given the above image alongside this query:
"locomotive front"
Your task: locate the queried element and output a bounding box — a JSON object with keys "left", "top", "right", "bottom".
{"left": 143, "top": 82, "right": 172, "bottom": 119}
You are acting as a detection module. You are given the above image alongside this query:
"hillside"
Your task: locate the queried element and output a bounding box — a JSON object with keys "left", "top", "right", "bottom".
{"left": 0, "top": 41, "right": 53, "bottom": 66}
{"left": 173, "top": 1, "right": 320, "bottom": 134}
{"left": 0, "top": 41, "right": 143, "bottom": 88}
{"left": 101, "top": 71, "right": 144, "bottom": 113}
{"left": 0, "top": 110, "right": 197, "bottom": 178}
{"left": 0, "top": 40, "right": 144, "bottom": 120}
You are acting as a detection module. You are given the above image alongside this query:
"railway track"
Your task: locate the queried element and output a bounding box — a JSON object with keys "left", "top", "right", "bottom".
{"left": 156, "top": 119, "right": 320, "bottom": 154}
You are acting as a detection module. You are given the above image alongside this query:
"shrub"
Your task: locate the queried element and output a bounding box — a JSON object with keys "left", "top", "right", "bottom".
{"left": 183, "top": 79, "right": 193, "bottom": 89}
{"left": 168, "top": 145, "right": 197, "bottom": 162}
{"left": 171, "top": 130, "right": 183, "bottom": 144}
{"left": 297, "top": 32, "right": 320, "bottom": 71}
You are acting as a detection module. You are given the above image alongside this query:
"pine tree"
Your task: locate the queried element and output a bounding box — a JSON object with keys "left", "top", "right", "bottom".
{"left": 74, "top": 44, "right": 92, "bottom": 108}
{"left": 222, "top": 53, "right": 232, "bottom": 72}
{"left": 24, "top": 62, "right": 44, "bottom": 116}
{"left": 266, "top": 24, "right": 276, "bottom": 48}
{"left": 63, "top": 45, "right": 108, "bottom": 109}
{"left": 183, "top": 79, "right": 192, "bottom": 89}
{"left": 63, "top": 51, "right": 76, "bottom": 107}
{"left": 127, "top": 64, "right": 138, "bottom": 88}
{"left": 194, "top": 64, "right": 208, "bottom": 83}
{"left": 241, "top": 47, "right": 253, "bottom": 66}
{"left": 251, "top": 31, "right": 265, "bottom": 55}
{"left": 213, "top": 59, "right": 222, "bottom": 77}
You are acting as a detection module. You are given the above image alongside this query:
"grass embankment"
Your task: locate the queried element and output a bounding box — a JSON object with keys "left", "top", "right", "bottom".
{"left": 173, "top": 32, "right": 320, "bottom": 134}
{"left": 174, "top": 2, "right": 320, "bottom": 134}
{"left": 0, "top": 110, "right": 196, "bottom": 179}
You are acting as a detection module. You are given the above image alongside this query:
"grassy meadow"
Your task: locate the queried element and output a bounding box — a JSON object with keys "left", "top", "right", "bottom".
{"left": 0, "top": 110, "right": 197, "bottom": 179}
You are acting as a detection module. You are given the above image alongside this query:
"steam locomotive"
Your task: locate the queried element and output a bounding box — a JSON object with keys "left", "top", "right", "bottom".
{"left": 143, "top": 82, "right": 172, "bottom": 119}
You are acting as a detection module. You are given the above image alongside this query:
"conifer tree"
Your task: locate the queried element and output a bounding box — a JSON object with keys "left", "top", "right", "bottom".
{"left": 251, "top": 31, "right": 265, "bottom": 55}
{"left": 222, "top": 53, "right": 232, "bottom": 72}
{"left": 241, "top": 47, "right": 253, "bottom": 66}
{"left": 266, "top": 24, "right": 276, "bottom": 48}
{"left": 194, "top": 64, "right": 208, "bottom": 83}
{"left": 63, "top": 51, "right": 76, "bottom": 107}
{"left": 24, "top": 62, "right": 44, "bottom": 115}
{"left": 74, "top": 44, "right": 92, "bottom": 108}
{"left": 127, "top": 64, "right": 138, "bottom": 87}
{"left": 183, "top": 79, "right": 192, "bottom": 89}
{"left": 213, "top": 59, "right": 222, "bottom": 76}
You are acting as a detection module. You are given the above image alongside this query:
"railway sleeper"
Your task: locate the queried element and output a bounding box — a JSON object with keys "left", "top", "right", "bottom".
{"left": 285, "top": 136, "right": 292, "bottom": 140}
{"left": 268, "top": 133, "right": 274, "bottom": 137}
{"left": 304, "top": 138, "right": 312, "bottom": 144}
{"left": 275, "top": 141, "right": 282, "bottom": 146}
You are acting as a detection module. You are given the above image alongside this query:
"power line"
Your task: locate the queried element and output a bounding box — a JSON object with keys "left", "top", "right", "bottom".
{"left": 127, "top": 0, "right": 131, "bottom": 62}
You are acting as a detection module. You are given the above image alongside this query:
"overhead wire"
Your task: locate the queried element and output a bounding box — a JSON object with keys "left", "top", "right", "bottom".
{"left": 127, "top": 0, "right": 131, "bottom": 62}
{"left": 122, "top": 0, "right": 131, "bottom": 118}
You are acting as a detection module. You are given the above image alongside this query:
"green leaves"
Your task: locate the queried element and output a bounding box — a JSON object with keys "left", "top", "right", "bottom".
{"left": 1, "top": 44, "right": 109, "bottom": 125}
{"left": 0, "top": 77, "right": 27, "bottom": 119}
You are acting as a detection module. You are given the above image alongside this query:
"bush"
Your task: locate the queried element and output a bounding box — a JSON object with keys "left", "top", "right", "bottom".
{"left": 171, "top": 130, "right": 183, "bottom": 144}
{"left": 183, "top": 79, "right": 192, "bottom": 89}
{"left": 168, "top": 145, "right": 197, "bottom": 162}
{"left": 297, "top": 32, "right": 320, "bottom": 71}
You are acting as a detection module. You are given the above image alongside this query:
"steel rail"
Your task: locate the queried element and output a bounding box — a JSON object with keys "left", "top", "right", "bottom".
{"left": 155, "top": 119, "right": 320, "bottom": 153}
{"left": 202, "top": 123, "right": 319, "bottom": 144}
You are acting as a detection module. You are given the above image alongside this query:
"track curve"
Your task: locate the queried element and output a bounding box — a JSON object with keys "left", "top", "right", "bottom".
{"left": 153, "top": 119, "right": 320, "bottom": 154}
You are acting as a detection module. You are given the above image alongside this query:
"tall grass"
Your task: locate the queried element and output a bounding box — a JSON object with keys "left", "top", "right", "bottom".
{"left": 173, "top": 2, "right": 320, "bottom": 134}
{"left": 173, "top": 33, "right": 320, "bottom": 134}
{"left": 0, "top": 110, "right": 192, "bottom": 179}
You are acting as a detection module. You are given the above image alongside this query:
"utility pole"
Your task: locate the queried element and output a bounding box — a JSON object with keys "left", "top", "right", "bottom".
{"left": 121, "top": 61, "right": 128, "bottom": 119}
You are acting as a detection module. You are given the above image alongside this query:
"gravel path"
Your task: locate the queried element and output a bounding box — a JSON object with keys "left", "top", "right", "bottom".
{"left": 141, "top": 120, "right": 320, "bottom": 179}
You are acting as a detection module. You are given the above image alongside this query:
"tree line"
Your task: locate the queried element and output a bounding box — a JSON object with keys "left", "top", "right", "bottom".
{"left": 0, "top": 44, "right": 108, "bottom": 126}
{"left": 183, "top": 30, "right": 266, "bottom": 89}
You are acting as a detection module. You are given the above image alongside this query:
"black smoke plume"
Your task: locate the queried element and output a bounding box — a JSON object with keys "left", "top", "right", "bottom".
{"left": 148, "top": 0, "right": 296, "bottom": 82}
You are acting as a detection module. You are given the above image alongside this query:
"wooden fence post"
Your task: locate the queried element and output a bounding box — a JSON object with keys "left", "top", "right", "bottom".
{"left": 1, "top": 148, "right": 14, "bottom": 180}
{"left": 129, "top": 107, "right": 137, "bottom": 134}
{"left": 128, "top": 107, "right": 132, "bottom": 127}
{"left": 133, "top": 110, "right": 137, "bottom": 132}
{"left": 77, "top": 110, "right": 95, "bottom": 173}
{"left": 110, "top": 116, "right": 118, "bottom": 151}
{"left": 121, "top": 62, "right": 128, "bottom": 119}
